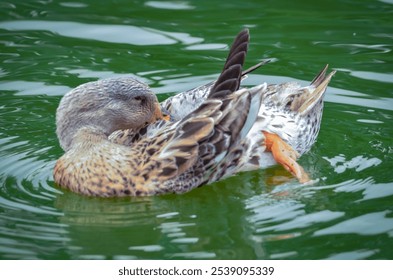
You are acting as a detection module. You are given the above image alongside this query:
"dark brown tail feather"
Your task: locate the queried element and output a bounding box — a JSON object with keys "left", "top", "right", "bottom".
{"left": 209, "top": 29, "right": 250, "bottom": 98}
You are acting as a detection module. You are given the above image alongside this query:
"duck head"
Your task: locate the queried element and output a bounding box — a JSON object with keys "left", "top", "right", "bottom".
{"left": 56, "top": 77, "right": 165, "bottom": 151}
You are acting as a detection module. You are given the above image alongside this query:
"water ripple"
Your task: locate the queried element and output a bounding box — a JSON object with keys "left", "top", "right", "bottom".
{"left": 255, "top": 210, "right": 344, "bottom": 233}
{"left": 0, "top": 80, "right": 71, "bottom": 96}
{"left": 145, "top": 1, "right": 195, "bottom": 10}
{"left": 0, "top": 20, "right": 203, "bottom": 46}
{"left": 170, "top": 251, "right": 216, "bottom": 259}
{"left": 59, "top": 2, "right": 88, "bottom": 8}
{"left": 314, "top": 211, "right": 393, "bottom": 236}
{"left": 332, "top": 43, "right": 391, "bottom": 55}
{"left": 246, "top": 197, "right": 305, "bottom": 225}
{"left": 336, "top": 68, "right": 393, "bottom": 84}
{"left": 0, "top": 136, "right": 61, "bottom": 207}
{"left": 128, "top": 245, "right": 164, "bottom": 252}
{"left": 325, "top": 249, "right": 379, "bottom": 260}
{"left": 323, "top": 154, "right": 382, "bottom": 174}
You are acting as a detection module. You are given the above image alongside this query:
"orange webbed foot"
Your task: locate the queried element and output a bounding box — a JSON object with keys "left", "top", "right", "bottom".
{"left": 263, "top": 131, "right": 310, "bottom": 183}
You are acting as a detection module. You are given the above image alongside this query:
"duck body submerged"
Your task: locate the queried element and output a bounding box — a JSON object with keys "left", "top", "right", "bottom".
{"left": 54, "top": 29, "right": 335, "bottom": 197}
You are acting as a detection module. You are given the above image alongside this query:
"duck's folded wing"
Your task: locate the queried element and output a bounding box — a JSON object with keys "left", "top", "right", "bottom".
{"left": 141, "top": 84, "right": 266, "bottom": 194}
{"left": 136, "top": 29, "right": 265, "bottom": 194}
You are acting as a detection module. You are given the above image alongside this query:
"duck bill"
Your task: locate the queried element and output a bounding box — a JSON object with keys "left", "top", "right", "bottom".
{"left": 151, "top": 102, "right": 171, "bottom": 122}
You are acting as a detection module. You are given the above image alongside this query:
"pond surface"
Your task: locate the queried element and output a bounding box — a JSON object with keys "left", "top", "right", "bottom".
{"left": 0, "top": 0, "right": 392, "bottom": 260}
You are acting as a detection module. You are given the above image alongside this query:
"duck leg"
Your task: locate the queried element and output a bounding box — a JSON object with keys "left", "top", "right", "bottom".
{"left": 262, "top": 131, "right": 310, "bottom": 183}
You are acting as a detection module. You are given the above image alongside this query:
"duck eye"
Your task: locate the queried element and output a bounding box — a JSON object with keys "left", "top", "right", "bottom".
{"left": 134, "top": 96, "right": 145, "bottom": 102}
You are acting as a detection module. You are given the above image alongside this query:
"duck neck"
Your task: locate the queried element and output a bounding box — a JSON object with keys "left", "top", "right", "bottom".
{"left": 57, "top": 120, "right": 108, "bottom": 152}
{"left": 70, "top": 126, "right": 108, "bottom": 151}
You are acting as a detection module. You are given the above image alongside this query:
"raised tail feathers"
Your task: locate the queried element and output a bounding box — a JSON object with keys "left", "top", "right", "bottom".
{"left": 209, "top": 29, "right": 250, "bottom": 98}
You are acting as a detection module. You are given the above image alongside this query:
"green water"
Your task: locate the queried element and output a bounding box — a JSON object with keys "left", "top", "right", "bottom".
{"left": 0, "top": 0, "right": 392, "bottom": 260}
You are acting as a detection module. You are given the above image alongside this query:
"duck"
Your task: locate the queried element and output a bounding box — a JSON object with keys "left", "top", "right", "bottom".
{"left": 54, "top": 29, "right": 335, "bottom": 197}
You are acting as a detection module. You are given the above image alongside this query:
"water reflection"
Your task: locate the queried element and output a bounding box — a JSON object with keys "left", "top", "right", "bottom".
{"left": 145, "top": 1, "right": 195, "bottom": 10}
{"left": 54, "top": 183, "right": 254, "bottom": 259}
{"left": 309, "top": 178, "right": 393, "bottom": 203}
{"left": 323, "top": 155, "right": 382, "bottom": 174}
{"left": 59, "top": 2, "right": 88, "bottom": 8}
{"left": 242, "top": 168, "right": 393, "bottom": 258}
{"left": 256, "top": 210, "right": 344, "bottom": 233}
{"left": 314, "top": 211, "right": 393, "bottom": 236}
{"left": 336, "top": 68, "right": 393, "bottom": 84}
{"left": 0, "top": 20, "right": 203, "bottom": 46}
{"left": 326, "top": 249, "right": 378, "bottom": 260}
{"left": 332, "top": 43, "right": 391, "bottom": 55}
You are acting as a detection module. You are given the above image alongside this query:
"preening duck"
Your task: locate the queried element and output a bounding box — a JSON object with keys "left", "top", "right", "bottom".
{"left": 54, "top": 29, "right": 335, "bottom": 196}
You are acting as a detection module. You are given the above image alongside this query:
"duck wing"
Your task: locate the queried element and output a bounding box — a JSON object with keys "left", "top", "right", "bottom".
{"left": 139, "top": 85, "right": 266, "bottom": 195}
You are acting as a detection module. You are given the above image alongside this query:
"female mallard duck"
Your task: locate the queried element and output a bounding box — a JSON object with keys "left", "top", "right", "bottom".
{"left": 54, "top": 29, "right": 335, "bottom": 197}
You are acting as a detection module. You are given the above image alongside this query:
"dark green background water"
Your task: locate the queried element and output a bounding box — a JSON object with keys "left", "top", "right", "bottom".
{"left": 0, "top": 0, "right": 392, "bottom": 260}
